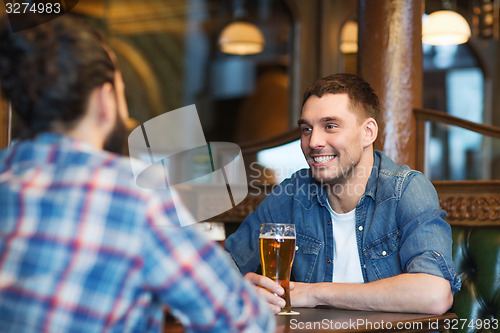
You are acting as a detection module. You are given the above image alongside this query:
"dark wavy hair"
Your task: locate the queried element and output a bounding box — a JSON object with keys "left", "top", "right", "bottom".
{"left": 0, "top": 14, "right": 115, "bottom": 137}
{"left": 301, "top": 73, "right": 380, "bottom": 123}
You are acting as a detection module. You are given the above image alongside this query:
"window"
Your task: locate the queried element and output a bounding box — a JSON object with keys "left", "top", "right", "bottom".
{"left": 423, "top": 43, "right": 492, "bottom": 180}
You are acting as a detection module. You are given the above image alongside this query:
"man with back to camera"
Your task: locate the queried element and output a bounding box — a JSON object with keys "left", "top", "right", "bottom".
{"left": 0, "top": 14, "right": 275, "bottom": 332}
{"left": 225, "top": 73, "right": 460, "bottom": 315}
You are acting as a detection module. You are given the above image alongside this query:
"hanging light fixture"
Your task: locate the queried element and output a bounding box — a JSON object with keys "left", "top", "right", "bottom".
{"left": 340, "top": 20, "right": 358, "bottom": 53}
{"left": 218, "top": 21, "right": 265, "bottom": 55}
{"left": 422, "top": 10, "right": 471, "bottom": 45}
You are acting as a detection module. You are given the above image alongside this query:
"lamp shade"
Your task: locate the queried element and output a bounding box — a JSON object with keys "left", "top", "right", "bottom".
{"left": 340, "top": 20, "right": 358, "bottom": 53}
{"left": 218, "top": 21, "right": 265, "bottom": 55}
{"left": 422, "top": 10, "right": 471, "bottom": 45}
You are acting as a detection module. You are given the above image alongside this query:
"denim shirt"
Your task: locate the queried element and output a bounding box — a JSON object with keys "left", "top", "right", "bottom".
{"left": 226, "top": 150, "right": 461, "bottom": 293}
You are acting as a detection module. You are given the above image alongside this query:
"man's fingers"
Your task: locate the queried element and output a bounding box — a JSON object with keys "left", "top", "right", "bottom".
{"left": 244, "top": 272, "right": 284, "bottom": 295}
{"left": 245, "top": 272, "right": 286, "bottom": 312}
{"left": 254, "top": 286, "right": 286, "bottom": 312}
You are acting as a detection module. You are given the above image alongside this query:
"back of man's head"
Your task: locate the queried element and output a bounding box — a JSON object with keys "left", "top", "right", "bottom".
{"left": 0, "top": 14, "right": 115, "bottom": 138}
{"left": 302, "top": 73, "right": 380, "bottom": 123}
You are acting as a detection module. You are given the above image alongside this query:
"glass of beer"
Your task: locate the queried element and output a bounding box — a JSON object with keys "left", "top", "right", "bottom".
{"left": 259, "top": 223, "right": 296, "bottom": 313}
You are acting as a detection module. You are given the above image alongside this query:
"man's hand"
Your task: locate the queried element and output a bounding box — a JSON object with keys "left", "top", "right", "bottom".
{"left": 244, "top": 272, "right": 286, "bottom": 314}
{"left": 289, "top": 281, "right": 318, "bottom": 308}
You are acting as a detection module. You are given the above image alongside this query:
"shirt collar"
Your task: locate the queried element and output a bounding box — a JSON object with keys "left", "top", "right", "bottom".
{"left": 35, "top": 132, "right": 98, "bottom": 153}
{"left": 364, "top": 151, "right": 381, "bottom": 200}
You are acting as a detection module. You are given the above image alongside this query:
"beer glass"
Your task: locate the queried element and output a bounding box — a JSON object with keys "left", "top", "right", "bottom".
{"left": 259, "top": 223, "right": 296, "bottom": 313}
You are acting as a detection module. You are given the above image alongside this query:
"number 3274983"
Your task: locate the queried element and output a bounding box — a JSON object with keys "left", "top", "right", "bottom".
{"left": 5, "top": 2, "right": 62, "bottom": 14}
{"left": 444, "top": 318, "right": 498, "bottom": 331}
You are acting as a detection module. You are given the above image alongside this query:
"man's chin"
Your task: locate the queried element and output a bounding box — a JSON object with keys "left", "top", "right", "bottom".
{"left": 311, "top": 169, "right": 342, "bottom": 185}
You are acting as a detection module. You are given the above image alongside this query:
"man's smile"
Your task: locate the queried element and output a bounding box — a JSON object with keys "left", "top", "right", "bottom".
{"left": 312, "top": 155, "right": 336, "bottom": 166}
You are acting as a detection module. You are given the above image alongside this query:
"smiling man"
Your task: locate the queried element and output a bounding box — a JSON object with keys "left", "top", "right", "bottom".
{"left": 225, "top": 73, "right": 460, "bottom": 315}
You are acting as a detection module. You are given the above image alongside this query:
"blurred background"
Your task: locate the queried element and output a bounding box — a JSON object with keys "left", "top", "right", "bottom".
{"left": 3, "top": 0, "right": 500, "bottom": 181}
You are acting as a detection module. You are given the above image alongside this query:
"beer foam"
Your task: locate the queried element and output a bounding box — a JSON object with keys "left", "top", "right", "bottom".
{"left": 259, "top": 235, "right": 296, "bottom": 239}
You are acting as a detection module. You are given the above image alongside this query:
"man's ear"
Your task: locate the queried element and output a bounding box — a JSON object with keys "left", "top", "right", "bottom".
{"left": 96, "top": 82, "right": 116, "bottom": 127}
{"left": 362, "top": 118, "right": 378, "bottom": 147}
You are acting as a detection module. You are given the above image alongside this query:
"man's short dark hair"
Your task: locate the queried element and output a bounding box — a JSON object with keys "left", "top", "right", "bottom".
{"left": 0, "top": 14, "right": 116, "bottom": 137}
{"left": 302, "top": 73, "right": 380, "bottom": 123}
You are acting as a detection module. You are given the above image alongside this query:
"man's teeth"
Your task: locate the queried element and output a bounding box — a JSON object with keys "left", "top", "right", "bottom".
{"left": 313, "top": 155, "right": 335, "bottom": 164}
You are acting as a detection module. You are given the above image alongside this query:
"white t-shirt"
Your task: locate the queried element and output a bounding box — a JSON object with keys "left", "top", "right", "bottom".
{"left": 326, "top": 203, "right": 364, "bottom": 283}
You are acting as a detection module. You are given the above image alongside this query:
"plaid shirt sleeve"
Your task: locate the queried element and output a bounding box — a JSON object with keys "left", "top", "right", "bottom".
{"left": 141, "top": 194, "right": 275, "bottom": 333}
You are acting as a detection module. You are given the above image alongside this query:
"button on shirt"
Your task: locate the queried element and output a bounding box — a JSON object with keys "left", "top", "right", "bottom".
{"left": 226, "top": 150, "right": 461, "bottom": 294}
{"left": 0, "top": 133, "right": 274, "bottom": 333}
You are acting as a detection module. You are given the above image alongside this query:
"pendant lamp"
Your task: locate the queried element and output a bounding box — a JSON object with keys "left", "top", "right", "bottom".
{"left": 422, "top": 10, "right": 471, "bottom": 45}
{"left": 218, "top": 21, "right": 265, "bottom": 55}
{"left": 340, "top": 20, "right": 358, "bottom": 53}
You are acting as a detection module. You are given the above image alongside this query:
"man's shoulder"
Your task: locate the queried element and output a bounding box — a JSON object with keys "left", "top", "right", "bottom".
{"left": 373, "top": 150, "right": 430, "bottom": 199}
{"left": 4, "top": 136, "right": 154, "bottom": 198}
{"left": 55, "top": 144, "right": 137, "bottom": 182}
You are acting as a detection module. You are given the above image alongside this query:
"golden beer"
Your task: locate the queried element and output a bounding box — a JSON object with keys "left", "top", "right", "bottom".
{"left": 259, "top": 235, "right": 296, "bottom": 312}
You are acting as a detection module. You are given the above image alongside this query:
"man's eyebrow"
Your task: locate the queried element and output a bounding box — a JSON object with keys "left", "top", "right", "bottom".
{"left": 297, "top": 119, "right": 309, "bottom": 126}
{"left": 319, "top": 117, "right": 338, "bottom": 123}
{"left": 298, "top": 117, "right": 339, "bottom": 126}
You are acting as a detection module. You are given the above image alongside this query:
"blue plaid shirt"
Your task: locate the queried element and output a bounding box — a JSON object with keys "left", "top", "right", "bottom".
{"left": 0, "top": 133, "right": 274, "bottom": 333}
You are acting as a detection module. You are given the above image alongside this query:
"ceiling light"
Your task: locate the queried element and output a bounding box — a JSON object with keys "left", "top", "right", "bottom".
{"left": 340, "top": 20, "right": 358, "bottom": 53}
{"left": 422, "top": 10, "right": 471, "bottom": 45}
{"left": 218, "top": 21, "right": 265, "bottom": 55}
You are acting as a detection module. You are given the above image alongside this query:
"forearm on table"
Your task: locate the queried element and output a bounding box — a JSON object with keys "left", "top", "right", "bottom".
{"left": 292, "top": 273, "right": 453, "bottom": 315}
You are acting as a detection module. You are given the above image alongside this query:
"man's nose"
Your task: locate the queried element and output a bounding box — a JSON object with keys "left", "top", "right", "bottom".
{"left": 309, "top": 128, "right": 325, "bottom": 149}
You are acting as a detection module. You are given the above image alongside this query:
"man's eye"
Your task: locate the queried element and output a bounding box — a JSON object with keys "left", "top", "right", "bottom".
{"left": 300, "top": 127, "right": 312, "bottom": 134}
{"left": 326, "top": 124, "right": 337, "bottom": 130}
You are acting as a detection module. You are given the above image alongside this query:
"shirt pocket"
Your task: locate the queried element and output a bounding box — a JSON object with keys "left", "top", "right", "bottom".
{"left": 363, "top": 231, "right": 402, "bottom": 280}
{"left": 292, "top": 233, "right": 322, "bottom": 283}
